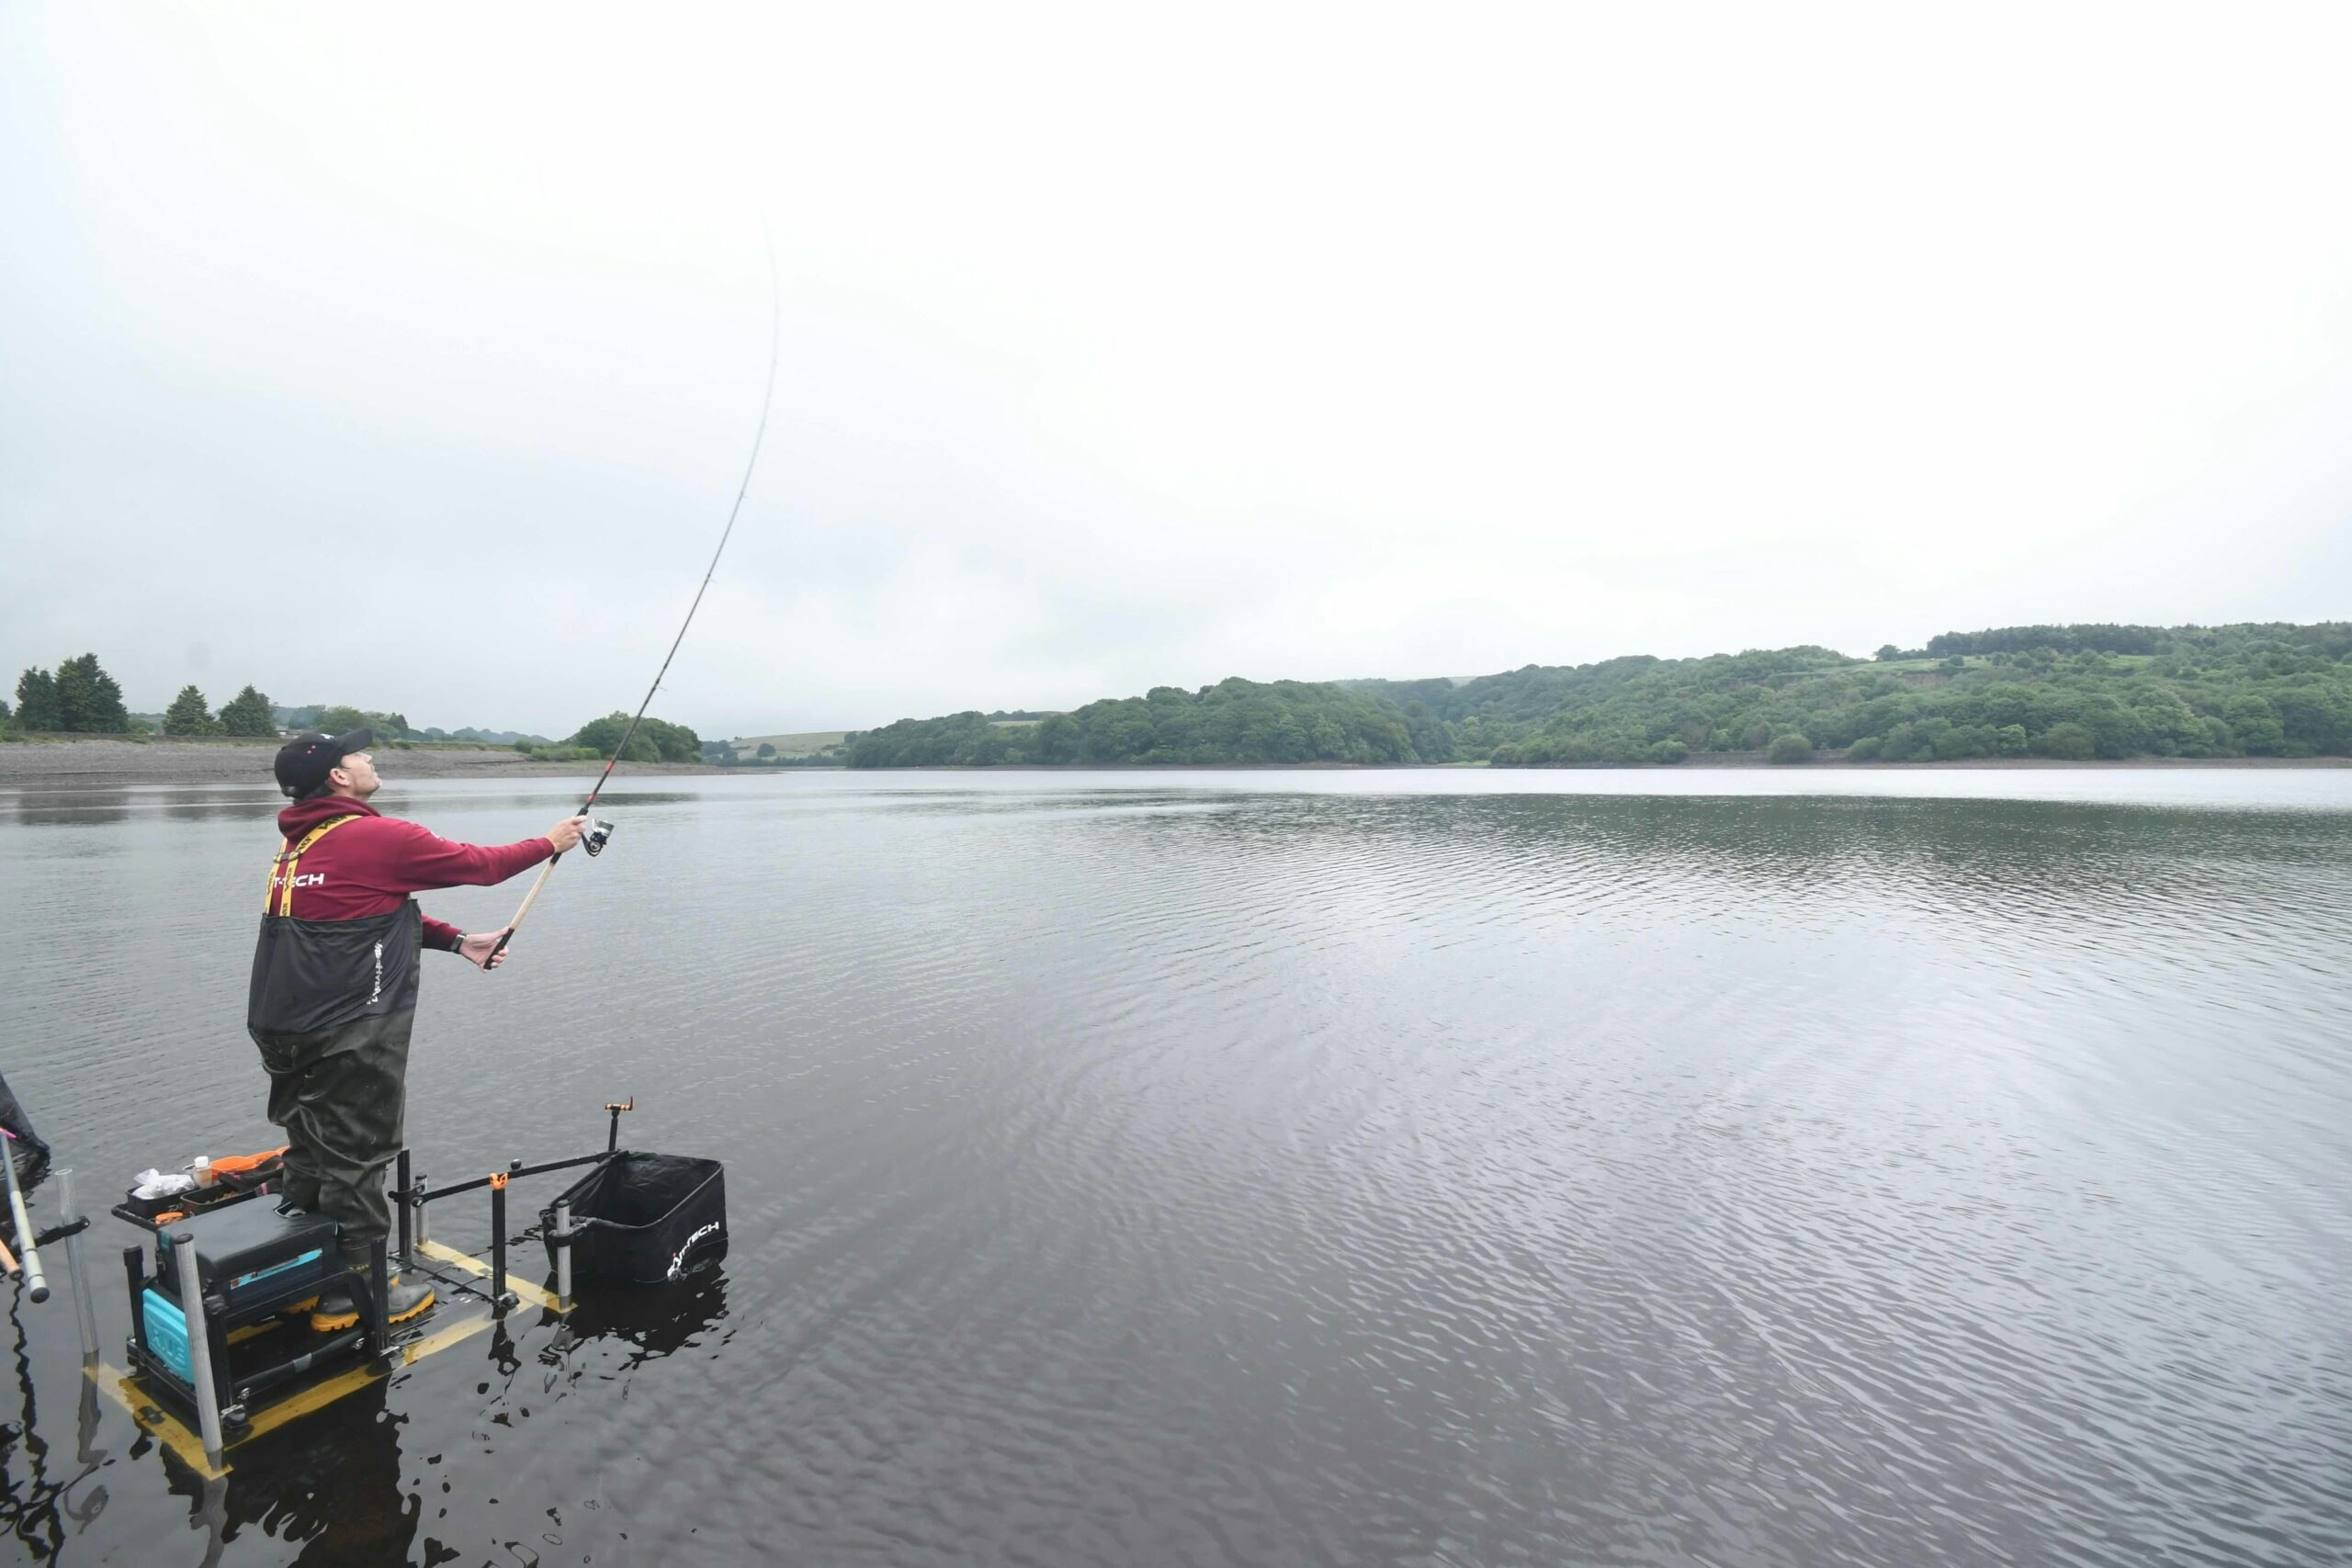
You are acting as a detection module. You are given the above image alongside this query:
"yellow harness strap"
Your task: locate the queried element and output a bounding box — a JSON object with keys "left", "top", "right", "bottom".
{"left": 264, "top": 815, "right": 359, "bottom": 916}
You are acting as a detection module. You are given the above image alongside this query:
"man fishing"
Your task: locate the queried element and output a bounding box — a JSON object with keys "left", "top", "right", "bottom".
{"left": 250, "top": 728, "right": 588, "bottom": 1331}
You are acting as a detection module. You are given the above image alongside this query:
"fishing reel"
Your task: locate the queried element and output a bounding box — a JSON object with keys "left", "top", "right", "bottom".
{"left": 582, "top": 818, "right": 616, "bottom": 857}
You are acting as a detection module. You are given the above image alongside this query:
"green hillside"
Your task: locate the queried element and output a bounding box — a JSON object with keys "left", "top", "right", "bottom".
{"left": 845, "top": 622, "right": 2352, "bottom": 767}
{"left": 848, "top": 679, "right": 1424, "bottom": 767}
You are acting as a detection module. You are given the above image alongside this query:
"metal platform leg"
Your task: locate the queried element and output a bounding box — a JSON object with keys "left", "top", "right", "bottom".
{"left": 552, "top": 1199, "right": 572, "bottom": 1309}
{"left": 121, "top": 1245, "right": 146, "bottom": 1362}
{"left": 488, "top": 1173, "right": 516, "bottom": 1313}
{"left": 170, "top": 1232, "right": 227, "bottom": 1472}
{"left": 58, "top": 1168, "right": 99, "bottom": 1366}
{"left": 366, "top": 1237, "right": 392, "bottom": 1359}
{"left": 395, "top": 1150, "right": 413, "bottom": 1270}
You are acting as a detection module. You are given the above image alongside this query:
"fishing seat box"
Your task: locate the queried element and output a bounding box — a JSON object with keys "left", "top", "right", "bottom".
{"left": 541, "top": 1151, "right": 727, "bottom": 1285}
{"left": 156, "top": 1201, "right": 339, "bottom": 1322}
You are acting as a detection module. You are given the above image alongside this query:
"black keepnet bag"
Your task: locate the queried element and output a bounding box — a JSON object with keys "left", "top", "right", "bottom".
{"left": 541, "top": 1151, "right": 727, "bottom": 1284}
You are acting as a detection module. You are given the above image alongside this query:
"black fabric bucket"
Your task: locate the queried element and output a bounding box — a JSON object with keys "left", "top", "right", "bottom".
{"left": 540, "top": 1151, "right": 727, "bottom": 1285}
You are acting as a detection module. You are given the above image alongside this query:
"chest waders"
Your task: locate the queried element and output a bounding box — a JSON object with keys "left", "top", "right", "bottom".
{"left": 245, "top": 814, "right": 428, "bottom": 1331}
{"left": 265, "top": 815, "right": 358, "bottom": 916}
{"left": 248, "top": 817, "right": 424, "bottom": 1039}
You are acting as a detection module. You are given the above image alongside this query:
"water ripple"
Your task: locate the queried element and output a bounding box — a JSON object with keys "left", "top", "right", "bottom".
{"left": 1, "top": 775, "right": 2348, "bottom": 1564}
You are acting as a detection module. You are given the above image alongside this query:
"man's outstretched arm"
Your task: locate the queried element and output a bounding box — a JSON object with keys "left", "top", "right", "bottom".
{"left": 375, "top": 814, "right": 590, "bottom": 895}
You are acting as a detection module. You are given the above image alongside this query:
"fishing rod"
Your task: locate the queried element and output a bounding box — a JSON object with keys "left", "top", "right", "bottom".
{"left": 2, "top": 1132, "right": 46, "bottom": 1304}
{"left": 484, "top": 231, "right": 781, "bottom": 969}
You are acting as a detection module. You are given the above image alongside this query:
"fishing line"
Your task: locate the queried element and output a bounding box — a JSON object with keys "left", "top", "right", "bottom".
{"left": 485, "top": 227, "right": 781, "bottom": 967}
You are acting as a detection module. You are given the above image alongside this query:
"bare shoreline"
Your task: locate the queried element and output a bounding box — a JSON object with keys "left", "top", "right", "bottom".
{"left": 2, "top": 737, "right": 2345, "bottom": 791}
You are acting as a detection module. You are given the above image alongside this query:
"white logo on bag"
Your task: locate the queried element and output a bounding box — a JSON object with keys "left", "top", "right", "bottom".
{"left": 370, "top": 942, "right": 383, "bottom": 1003}
{"left": 667, "top": 1221, "right": 721, "bottom": 1280}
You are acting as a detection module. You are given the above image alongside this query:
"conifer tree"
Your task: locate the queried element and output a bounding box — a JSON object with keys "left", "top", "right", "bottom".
{"left": 216, "top": 685, "right": 277, "bottom": 738}
{"left": 14, "top": 668, "right": 61, "bottom": 731}
{"left": 51, "top": 653, "right": 129, "bottom": 732}
{"left": 164, "top": 684, "right": 219, "bottom": 736}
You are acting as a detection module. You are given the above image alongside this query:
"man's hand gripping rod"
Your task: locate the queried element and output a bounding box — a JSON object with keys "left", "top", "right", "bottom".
{"left": 483, "top": 231, "right": 779, "bottom": 970}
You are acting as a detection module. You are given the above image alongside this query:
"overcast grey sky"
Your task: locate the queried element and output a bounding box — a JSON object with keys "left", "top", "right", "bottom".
{"left": 5, "top": 4, "right": 2349, "bottom": 738}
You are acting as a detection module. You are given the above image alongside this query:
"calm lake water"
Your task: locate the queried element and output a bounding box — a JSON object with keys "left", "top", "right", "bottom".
{"left": 2, "top": 768, "right": 2348, "bottom": 1566}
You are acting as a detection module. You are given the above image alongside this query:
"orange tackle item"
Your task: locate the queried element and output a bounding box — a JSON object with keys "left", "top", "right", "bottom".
{"left": 210, "top": 1147, "right": 289, "bottom": 1177}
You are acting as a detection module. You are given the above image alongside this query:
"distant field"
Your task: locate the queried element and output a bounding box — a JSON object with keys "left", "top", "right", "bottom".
{"left": 728, "top": 730, "right": 850, "bottom": 757}
{"left": 1876, "top": 654, "right": 2157, "bottom": 672}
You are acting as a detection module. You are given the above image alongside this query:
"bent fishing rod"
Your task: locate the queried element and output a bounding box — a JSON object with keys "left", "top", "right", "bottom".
{"left": 485, "top": 234, "right": 780, "bottom": 969}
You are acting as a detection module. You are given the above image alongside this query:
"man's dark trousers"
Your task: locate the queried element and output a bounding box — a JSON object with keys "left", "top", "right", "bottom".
{"left": 254, "top": 1008, "right": 413, "bottom": 1251}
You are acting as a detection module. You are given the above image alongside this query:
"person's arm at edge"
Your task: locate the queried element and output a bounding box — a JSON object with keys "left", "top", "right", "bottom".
{"left": 368, "top": 816, "right": 582, "bottom": 896}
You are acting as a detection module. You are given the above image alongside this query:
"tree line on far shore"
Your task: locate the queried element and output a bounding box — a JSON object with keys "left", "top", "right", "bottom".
{"left": 849, "top": 621, "right": 2352, "bottom": 768}
{"left": 514, "top": 712, "right": 704, "bottom": 764}
{"left": 1384, "top": 621, "right": 2352, "bottom": 765}
{"left": 2, "top": 650, "right": 559, "bottom": 747}
{"left": 848, "top": 678, "right": 1429, "bottom": 767}
{"left": 19, "top": 621, "right": 2352, "bottom": 768}
{"left": 3, "top": 651, "right": 712, "bottom": 767}
{"left": 6, "top": 653, "right": 276, "bottom": 739}
{"left": 6, "top": 652, "right": 284, "bottom": 739}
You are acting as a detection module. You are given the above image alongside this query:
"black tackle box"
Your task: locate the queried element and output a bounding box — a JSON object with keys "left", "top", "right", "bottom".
{"left": 156, "top": 1201, "right": 340, "bottom": 1320}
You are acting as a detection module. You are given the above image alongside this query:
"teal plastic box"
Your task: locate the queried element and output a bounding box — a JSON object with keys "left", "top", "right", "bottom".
{"left": 141, "top": 1289, "right": 193, "bottom": 1384}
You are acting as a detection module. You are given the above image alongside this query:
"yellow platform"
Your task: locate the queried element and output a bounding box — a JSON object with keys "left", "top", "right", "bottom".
{"left": 91, "top": 1242, "right": 569, "bottom": 1479}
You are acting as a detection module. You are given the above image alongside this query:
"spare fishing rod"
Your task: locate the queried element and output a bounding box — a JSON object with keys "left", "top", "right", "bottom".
{"left": 485, "top": 231, "right": 780, "bottom": 969}
{"left": 2, "top": 1131, "right": 47, "bottom": 1303}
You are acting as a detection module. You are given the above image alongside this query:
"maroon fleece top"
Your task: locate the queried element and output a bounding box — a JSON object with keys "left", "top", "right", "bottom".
{"left": 271, "top": 795, "right": 555, "bottom": 950}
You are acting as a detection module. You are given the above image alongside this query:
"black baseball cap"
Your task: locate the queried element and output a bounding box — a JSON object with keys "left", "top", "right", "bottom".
{"left": 274, "top": 728, "right": 374, "bottom": 799}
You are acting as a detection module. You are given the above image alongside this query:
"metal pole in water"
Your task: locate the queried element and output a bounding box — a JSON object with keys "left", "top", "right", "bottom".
{"left": 367, "top": 1237, "right": 392, "bottom": 1359}
{"left": 488, "top": 1173, "right": 514, "bottom": 1312}
{"left": 395, "top": 1150, "right": 413, "bottom": 1269}
{"left": 171, "top": 1233, "right": 226, "bottom": 1470}
{"left": 552, "top": 1199, "right": 572, "bottom": 1309}
{"left": 57, "top": 1168, "right": 98, "bottom": 1364}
